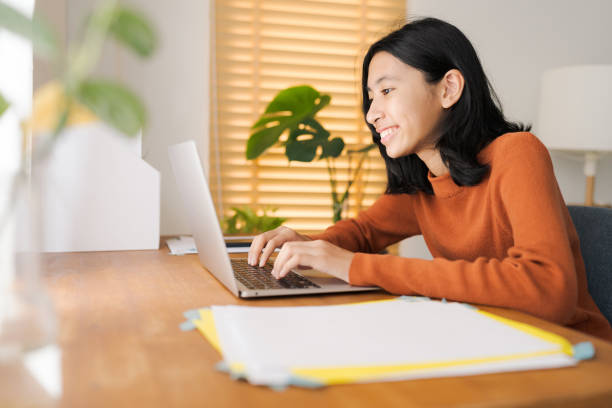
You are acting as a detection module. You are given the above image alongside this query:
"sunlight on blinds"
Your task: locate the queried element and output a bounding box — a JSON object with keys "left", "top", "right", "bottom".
{"left": 211, "top": 0, "right": 406, "bottom": 234}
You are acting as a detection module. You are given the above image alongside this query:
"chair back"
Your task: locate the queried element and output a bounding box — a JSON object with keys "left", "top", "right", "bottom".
{"left": 568, "top": 205, "right": 612, "bottom": 325}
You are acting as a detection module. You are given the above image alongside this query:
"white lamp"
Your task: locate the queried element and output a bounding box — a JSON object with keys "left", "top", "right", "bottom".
{"left": 535, "top": 65, "right": 612, "bottom": 206}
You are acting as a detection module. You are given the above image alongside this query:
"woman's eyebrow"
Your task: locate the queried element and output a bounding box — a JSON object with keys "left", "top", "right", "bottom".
{"left": 367, "top": 75, "right": 398, "bottom": 91}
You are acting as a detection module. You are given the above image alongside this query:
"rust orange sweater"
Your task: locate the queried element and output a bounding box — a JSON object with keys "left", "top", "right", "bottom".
{"left": 311, "top": 132, "right": 612, "bottom": 341}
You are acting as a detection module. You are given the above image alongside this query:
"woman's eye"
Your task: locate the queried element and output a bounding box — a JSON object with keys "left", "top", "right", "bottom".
{"left": 382, "top": 88, "right": 391, "bottom": 95}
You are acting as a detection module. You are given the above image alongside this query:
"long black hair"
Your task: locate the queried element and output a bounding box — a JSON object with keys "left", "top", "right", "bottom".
{"left": 362, "top": 17, "right": 530, "bottom": 194}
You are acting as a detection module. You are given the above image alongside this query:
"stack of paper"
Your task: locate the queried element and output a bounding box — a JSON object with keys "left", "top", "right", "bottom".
{"left": 181, "top": 297, "right": 594, "bottom": 389}
{"left": 166, "top": 236, "right": 197, "bottom": 255}
{"left": 166, "top": 235, "right": 257, "bottom": 255}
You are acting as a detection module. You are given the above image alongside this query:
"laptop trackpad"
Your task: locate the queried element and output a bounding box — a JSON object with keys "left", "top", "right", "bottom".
{"left": 298, "top": 269, "right": 357, "bottom": 287}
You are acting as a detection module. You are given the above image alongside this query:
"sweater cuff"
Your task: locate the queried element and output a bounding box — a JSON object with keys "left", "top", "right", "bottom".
{"left": 305, "top": 232, "right": 342, "bottom": 247}
{"left": 348, "top": 252, "right": 378, "bottom": 286}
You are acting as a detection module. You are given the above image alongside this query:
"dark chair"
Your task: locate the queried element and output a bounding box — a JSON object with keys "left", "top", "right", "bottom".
{"left": 567, "top": 205, "right": 612, "bottom": 325}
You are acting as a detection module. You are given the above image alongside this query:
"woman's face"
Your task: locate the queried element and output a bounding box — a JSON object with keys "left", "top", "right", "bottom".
{"left": 366, "top": 51, "right": 445, "bottom": 159}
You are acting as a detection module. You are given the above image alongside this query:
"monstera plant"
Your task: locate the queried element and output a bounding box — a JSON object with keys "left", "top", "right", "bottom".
{"left": 246, "top": 85, "right": 375, "bottom": 223}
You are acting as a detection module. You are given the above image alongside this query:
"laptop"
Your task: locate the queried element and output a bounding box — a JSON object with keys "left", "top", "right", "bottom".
{"left": 168, "top": 140, "right": 379, "bottom": 298}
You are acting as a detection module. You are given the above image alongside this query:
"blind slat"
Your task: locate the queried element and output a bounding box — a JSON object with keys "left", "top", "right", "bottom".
{"left": 212, "top": 0, "right": 404, "bottom": 231}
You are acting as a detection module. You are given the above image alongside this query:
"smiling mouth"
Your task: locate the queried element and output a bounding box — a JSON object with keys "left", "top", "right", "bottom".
{"left": 379, "top": 126, "right": 398, "bottom": 144}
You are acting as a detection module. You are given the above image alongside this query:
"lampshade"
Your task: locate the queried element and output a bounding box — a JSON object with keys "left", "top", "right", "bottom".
{"left": 535, "top": 65, "right": 612, "bottom": 153}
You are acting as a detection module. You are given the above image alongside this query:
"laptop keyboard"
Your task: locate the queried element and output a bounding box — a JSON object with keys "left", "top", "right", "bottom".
{"left": 231, "top": 259, "right": 320, "bottom": 290}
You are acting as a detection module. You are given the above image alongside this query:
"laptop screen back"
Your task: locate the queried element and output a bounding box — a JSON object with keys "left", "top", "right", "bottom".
{"left": 168, "top": 140, "right": 239, "bottom": 295}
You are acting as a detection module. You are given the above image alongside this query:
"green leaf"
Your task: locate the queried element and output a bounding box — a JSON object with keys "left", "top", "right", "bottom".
{"left": 320, "top": 137, "right": 345, "bottom": 159}
{"left": 223, "top": 206, "right": 286, "bottom": 234}
{"left": 0, "top": 92, "right": 9, "bottom": 117}
{"left": 109, "top": 7, "right": 157, "bottom": 57}
{"left": 259, "top": 215, "right": 286, "bottom": 232}
{"left": 303, "top": 118, "right": 330, "bottom": 140}
{"left": 264, "top": 85, "right": 318, "bottom": 115}
{"left": 285, "top": 120, "right": 338, "bottom": 161}
{"left": 224, "top": 213, "right": 239, "bottom": 234}
{"left": 286, "top": 127, "right": 315, "bottom": 143}
{"left": 0, "top": 3, "right": 58, "bottom": 59}
{"left": 285, "top": 127, "right": 321, "bottom": 161}
{"left": 233, "top": 207, "right": 257, "bottom": 232}
{"left": 246, "top": 126, "right": 285, "bottom": 159}
{"left": 76, "top": 79, "right": 145, "bottom": 136}
{"left": 286, "top": 138, "right": 318, "bottom": 162}
{"left": 252, "top": 114, "right": 289, "bottom": 129}
{"left": 247, "top": 85, "right": 334, "bottom": 161}
{"left": 313, "top": 94, "right": 331, "bottom": 115}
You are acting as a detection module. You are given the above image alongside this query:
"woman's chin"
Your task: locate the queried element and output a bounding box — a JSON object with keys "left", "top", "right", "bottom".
{"left": 386, "top": 151, "right": 399, "bottom": 159}
{"left": 384, "top": 145, "right": 405, "bottom": 159}
{"left": 384, "top": 141, "right": 418, "bottom": 159}
{"left": 385, "top": 148, "right": 398, "bottom": 159}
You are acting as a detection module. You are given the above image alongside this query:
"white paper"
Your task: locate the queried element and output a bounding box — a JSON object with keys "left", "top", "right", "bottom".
{"left": 24, "top": 344, "right": 63, "bottom": 398}
{"left": 227, "top": 246, "right": 250, "bottom": 253}
{"left": 167, "top": 235, "right": 278, "bottom": 255}
{"left": 211, "top": 300, "right": 577, "bottom": 382}
{"left": 167, "top": 236, "right": 198, "bottom": 255}
{"left": 356, "top": 353, "right": 576, "bottom": 384}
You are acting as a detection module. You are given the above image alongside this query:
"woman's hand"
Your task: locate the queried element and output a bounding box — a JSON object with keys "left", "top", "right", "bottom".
{"left": 271, "top": 240, "right": 354, "bottom": 283}
{"left": 248, "top": 226, "right": 310, "bottom": 267}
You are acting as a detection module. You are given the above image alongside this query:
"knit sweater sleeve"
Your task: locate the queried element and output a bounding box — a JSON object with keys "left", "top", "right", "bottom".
{"left": 308, "top": 193, "right": 420, "bottom": 253}
{"left": 349, "top": 135, "right": 579, "bottom": 324}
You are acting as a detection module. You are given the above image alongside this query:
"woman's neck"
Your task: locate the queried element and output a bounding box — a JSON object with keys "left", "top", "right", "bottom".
{"left": 417, "top": 149, "right": 449, "bottom": 177}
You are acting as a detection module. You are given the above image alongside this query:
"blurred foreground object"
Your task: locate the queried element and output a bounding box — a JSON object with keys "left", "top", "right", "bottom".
{"left": 0, "top": 1, "right": 158, "bottom": 404}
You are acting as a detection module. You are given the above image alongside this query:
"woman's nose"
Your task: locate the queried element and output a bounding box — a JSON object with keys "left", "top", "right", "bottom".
{"left": 366, "top": 102, "right": 382, "bottom": 125}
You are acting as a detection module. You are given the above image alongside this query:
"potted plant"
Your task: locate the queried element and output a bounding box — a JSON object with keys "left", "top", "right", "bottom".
{"left": 246, "top": 85, "right": 375, "bottom": 223}
{"left": 223, "top": 206, "right": 287, "bottom": 235}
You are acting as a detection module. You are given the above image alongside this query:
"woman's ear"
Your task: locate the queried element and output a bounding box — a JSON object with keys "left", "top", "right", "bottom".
{"left": 440, "top": 69, "right": 465, "bottom": 109}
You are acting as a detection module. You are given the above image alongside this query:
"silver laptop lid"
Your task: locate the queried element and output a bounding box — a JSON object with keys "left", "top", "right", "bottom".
{"left": 168, "top": 141, "right": 239, "bottom": 296}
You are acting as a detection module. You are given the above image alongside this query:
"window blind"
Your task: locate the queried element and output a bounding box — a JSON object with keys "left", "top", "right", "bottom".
{"left": 210, "top": 0, "right": 406, "bottom": 234}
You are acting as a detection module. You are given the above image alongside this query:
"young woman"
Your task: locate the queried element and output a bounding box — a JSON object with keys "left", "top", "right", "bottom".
{"left": 247, "top": 17, "right": 612, "bottom": 341}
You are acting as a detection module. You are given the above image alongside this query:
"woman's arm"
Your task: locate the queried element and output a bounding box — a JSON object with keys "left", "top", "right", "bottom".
{"left": 260, "top": 193, "right": 421, "bottom": 281}
{"left": 308, "top": 193, "right": 421, "bottom": 253}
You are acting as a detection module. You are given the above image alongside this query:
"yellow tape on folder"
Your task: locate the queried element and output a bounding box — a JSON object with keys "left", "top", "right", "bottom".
{"left": 193, "top": 309, "right": 221, "bottom": 353}
{"left": 476, "top": 310, "right": 574, "bottom": 356}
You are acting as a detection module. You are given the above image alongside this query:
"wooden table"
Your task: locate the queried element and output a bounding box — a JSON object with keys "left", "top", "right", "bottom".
{"left": 4, "top": 247, "right": 612, "bottom": 407}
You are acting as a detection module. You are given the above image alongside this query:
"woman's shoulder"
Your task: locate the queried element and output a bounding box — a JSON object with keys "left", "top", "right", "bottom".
{"left": 479, "top": 132, "right": 551, "bottom": 166}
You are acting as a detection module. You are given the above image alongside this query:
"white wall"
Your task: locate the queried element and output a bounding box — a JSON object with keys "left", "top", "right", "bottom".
{"left": 117, "top": 0, "right": 211, "bottom": 236}
{"left": 35, "top": 0, "right": 211, "bottom": 236}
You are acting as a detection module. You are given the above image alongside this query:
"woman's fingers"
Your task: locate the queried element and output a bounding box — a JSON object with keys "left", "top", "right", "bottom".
{"left": 272, "top": 242, "right": 305, "bottom": 278}
{"left": 271, "top": 240, "right": 353, "bottom": 282}
{"left": 248, "top": 226, "right": 306, "bottom": 266}
{"left": 276, "top": 254, "right": 303, "bottom": 279}
{"left": 259, "top": 238, "right": 279, "bottom": 267}
{"left": 272, "top": 241, "right": 315, "bottom": 278}
{"left": 247, "top": 232, "right": 269, "bottom": 265}
{"left": 248, "top": 229, "right": 280, "bottom": 265}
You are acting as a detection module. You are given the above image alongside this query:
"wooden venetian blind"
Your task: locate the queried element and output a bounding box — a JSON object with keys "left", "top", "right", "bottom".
{"left": 210, "top": 0, "right": 406, "bottom": 234}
